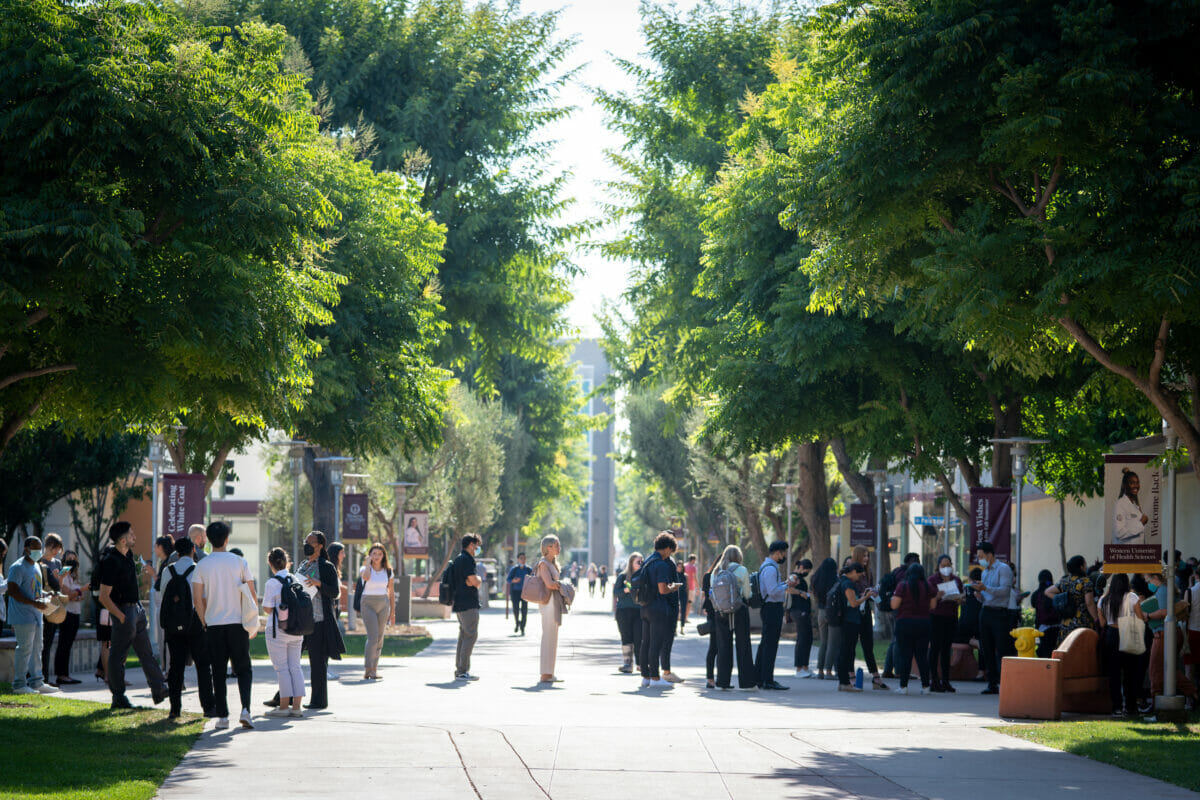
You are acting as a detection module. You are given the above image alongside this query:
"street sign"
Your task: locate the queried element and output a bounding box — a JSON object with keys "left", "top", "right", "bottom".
{"left": 914, "top": 515, "right": 944, "bottom": 526}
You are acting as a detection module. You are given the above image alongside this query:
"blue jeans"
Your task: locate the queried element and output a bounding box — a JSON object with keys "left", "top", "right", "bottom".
{"left": 12, "top": 623, "right": 44, "bottom": 690}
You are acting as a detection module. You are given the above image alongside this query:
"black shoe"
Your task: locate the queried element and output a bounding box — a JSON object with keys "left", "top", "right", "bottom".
{"left": 929, "top": 683, "right": 946, "bottom": 693}
{"left": 203, "top": 707, "right": 220, "bottom": 718}
{"left": 168, "top": 708, "right": 182, "bottom": 719}
{"left": 943, "top": 683, "right": 956, "bottom": 693}
{"left": 303, "top": 703, "right": 327, "bottom": 710}
{"left": 110, "top": 696, "right": 133, "bottom": 710}
{"left": 881, "top": 671, "right": 897, "bottom": 679}
{"left": 263, "top": 693, "right": 280, "bottom": 708}
{"left": 151, "top": 686, "right": 167, "bottom": 705}
{"left": 982, "top": 686, "right": 999, "bottom": 695}
{"left": 56, "top": 676, "right": 82, "bottom": 685}
{"left": 762, "top": 681, "right": 790, "bottom": 690}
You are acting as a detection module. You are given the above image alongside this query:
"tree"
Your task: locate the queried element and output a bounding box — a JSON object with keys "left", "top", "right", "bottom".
{"left": 0, "top": 2, "right": 345, "bottom": 451}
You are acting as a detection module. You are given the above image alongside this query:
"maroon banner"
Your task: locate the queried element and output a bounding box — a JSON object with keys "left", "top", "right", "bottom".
{"left": 401, "top": 511, "right": 429, "bottom": 557}
{"left": 849, "top": 503, "right": 876, "bottom": 548}
{"left": 1102, "top": 454, "right": 1162, "bottom": 572}
{"left": 342, "top": 493, "right": 369, "bottom": 541}
{"left": 162, "top": 473, "right": 206, "bottom": 540}
{"left": 970, "top": 487, "right": 1012, "bottom": 563}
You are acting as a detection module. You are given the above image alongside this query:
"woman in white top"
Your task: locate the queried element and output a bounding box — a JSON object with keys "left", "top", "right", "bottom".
{"left": 262, "top": 547, "right": 305, "bottom": 718}
{"left": 358, "top": 543, "right": 395, "bottom": 680}
{"left": 536, "top": 535, "right": 566, "bottom": 683}
{"left": 53, "top": 550, "right": 85, "bottom": 685}
{"left": 1112, "top": 470, "right": 1149, "bottom": 543}
{"left": 1097, "top": 573, "right": 1146, "bottom": 717}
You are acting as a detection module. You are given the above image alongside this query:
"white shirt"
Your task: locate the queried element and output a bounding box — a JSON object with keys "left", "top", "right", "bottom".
{"left": 360, "top": 566, "right": 390, "bottom": 596}
{"left": 61, "top": 573, "right": 83, "bottom": 615}
{"left": 191, "top": 551, "right": 253, "bottom": 626}
{"left": 262, "top": 568, "right": 302, "bottom": 641}
{"left": 1189, "top": 583, "right": 1200, "bottom": 632}
{"left": 1112, "top": 495, "right": 1146, "bottom": 543}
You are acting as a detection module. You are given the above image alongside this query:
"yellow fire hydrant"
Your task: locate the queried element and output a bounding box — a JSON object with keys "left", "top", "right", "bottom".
{"left": 1010, "top": 626, "right": 1043, "bottom": 658}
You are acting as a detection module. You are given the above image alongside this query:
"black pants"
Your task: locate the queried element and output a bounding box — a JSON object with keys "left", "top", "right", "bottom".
{"left": 857, "top": 608, "right": 878, "bottom": 674}
{"left": 306, "top": 620, "right": 334, "bottom": 706}
{"left": 895, "top": 617, "right": 932, "bottom": 688}
{"left": 928, "top": 615, "right": 956, "bottom": 687}
{"left": 205, "top": 623, "right": 252, "bottom": 717}
{"left": 639, "top": 607, "right": 673, "bottom": 679}
{"left": 679, "top": 596, "right": 687, "bottom": 629}
{"left": 662, "top": 611, "right": 677, "bottom": 672}
{"left": 1036, "top": 626, "right": 1059, "bottom": 659}
{"left": 109, "top": 604, "right": 166, "bottom": 702}
{"left": 167, "top": 626, "right": 214, "bottom": 715}
{"left": 793, "top": 611, "right": 813, "bottom": 669}
{"left": 53, "top": 612, "right": 80, "bottom": 679}
{"left": 41, "top": 619, "right": 58, "bottom": 680}
{"left": 837, "top": 621, "right": 861, "bottom": 685}
{"left": 616, "top": 607, "right": 642, "bottom": 654}
{"left": 715, "top": 607, "right": 756, "bottom": 688}
{"left": 706, "top": 612, "right": 718, "bottom": 680}
{"left": 1102, "top": 626, "right": 1141, "bottom": 714}
{"left": 512, "top": 590, "right": 528, "bottom": 633}
{"left": 979, "top": 607, "right": 1015, "bottom": 690}
{"left": 755, "top": 601, "right": 784, "bottom": 686}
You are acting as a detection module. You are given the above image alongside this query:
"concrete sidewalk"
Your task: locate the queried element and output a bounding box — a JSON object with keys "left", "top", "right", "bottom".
{"left": 59, "top": 588, "right": 1200, "bottom": 799}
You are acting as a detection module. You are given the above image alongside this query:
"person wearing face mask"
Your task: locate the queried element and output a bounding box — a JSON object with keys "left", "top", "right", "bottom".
{"left": 789, "top": 559, "right": 814, "bottom": 678}
{"left": 754, "top": 541, "right": 793, "bottom": 691}
{"left": 98, "top": 522, "right": 168, "bottom": 710}
{"left": 927, "top": 555, "right": 964, "bottom": 693}
{"left": 450, "top": 534, "right": 484, "bottom": 681}
{"left": 4, "top": 537, "right": 59, "bottom": 695}
{"left": 38, "top": 533, "right": 65, "bottom": 684}
{"left": 968, "top": 542, "right": 1015, "bottom": 695}
{"left": 298, "top": 531, "right": 346, "bottom": 708}
{"left": 52, "top": 549, "right": 86, "bottom": 686}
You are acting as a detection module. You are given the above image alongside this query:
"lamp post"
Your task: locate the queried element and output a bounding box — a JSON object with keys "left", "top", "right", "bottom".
{"left": 386, "top": 481, "right": 418, "bottom": 624}
{"left": 1159, "top": 419, "right": 1184, "bottom": 716}
{"left": 991, "top": 437, "right": 1048, "bottom": 591}
{"left": 772, "top": 483, "right": 799, "bottom": 556}
{"left": 147, "top": 433, "right": 167, "bottom": 658}
{"left": 314, "top": 456, "right": 353, "bottom": 542}
{"left": 342, "top": 473, "right": 369, "bottom": 632}
{"left": 866, "top": 470, "right": 888, "bottom": 574}
{"left": 269, "top": 439, "right": 309, "bottom": 566}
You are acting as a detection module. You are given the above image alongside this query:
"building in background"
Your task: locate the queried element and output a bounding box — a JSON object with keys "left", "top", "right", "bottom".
{"left": 571, "top": 339, "right": 616, "bottom": 569}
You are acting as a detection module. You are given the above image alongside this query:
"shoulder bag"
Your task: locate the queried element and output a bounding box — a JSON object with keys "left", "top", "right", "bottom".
{"left": 521, "top": 562, "right": 551, "bottom": 605}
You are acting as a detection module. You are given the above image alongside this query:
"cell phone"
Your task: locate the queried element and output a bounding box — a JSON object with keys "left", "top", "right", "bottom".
{"left": 60, "top": 565, "right": 72, "bottom": 574}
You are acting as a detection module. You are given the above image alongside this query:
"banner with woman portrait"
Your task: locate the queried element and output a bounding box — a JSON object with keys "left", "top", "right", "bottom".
{"left": 1103, "top": 454, "right": 1162, "bottom": 573}
{"left": 401, "top": 510, "right": 429, "bottom": 558}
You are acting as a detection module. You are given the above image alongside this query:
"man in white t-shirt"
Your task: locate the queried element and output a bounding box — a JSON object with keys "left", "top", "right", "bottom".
{"left": 192, "top": 521, "right": 256, "bottom": 730}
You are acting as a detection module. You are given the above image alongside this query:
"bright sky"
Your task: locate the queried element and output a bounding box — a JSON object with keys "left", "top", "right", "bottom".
{"left": 516, "top": 0, "right": 702, "bottom": 338}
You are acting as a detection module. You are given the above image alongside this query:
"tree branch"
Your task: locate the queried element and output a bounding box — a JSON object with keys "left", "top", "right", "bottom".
{"left": 0, "top": 364, "right": 76, "bottom": 392}
{"left": 1033, "top": 156, "right": 1063, "bottom": 219}
{"left": 1147, "top": 315, "right": 1171, "bottom": 389}
{"left": 830, "top": 437, "right": 875, "bottom": 505}
{"left": 1057, "top": 315, "right": 1144, "bottom": 387}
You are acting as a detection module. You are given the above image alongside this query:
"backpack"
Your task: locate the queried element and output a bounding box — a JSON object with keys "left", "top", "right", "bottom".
{"left": 439, "top": 561, "right": 457, "bottom": 607}
{"left": 159, "top": 565, "right": 195, "bottom": 634}
{"left": 1052, "top": 583, "right": 1075, "bottom": 618}
{"left": 272, "top": 574, "right": 315, "bottom": 636}
{"left": 632, "top": 557, "right": 657, "bottom": 607}
{"left": 709, "top": 566, "right": 742, "bottom": 615}
{"left": 748, "top": 564, "right": 768, "bottom": 609}
{"left": 826, "top": 579, "right": 849, "bottom": 626}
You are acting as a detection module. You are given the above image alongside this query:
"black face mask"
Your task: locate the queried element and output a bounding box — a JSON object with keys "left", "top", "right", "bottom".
{"left": 303, "top": 544, "right": 315, "bottom": 556}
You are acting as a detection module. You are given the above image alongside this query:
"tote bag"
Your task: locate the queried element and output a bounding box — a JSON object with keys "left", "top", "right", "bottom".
{"left": 521, "top": 570, "right": 550, "bottom": 605}
{"left": 1118, "top": 594, "right": 1145, "bottom": 655}
{"left": 240, "top": 582, "right": 261, "bottom": 640}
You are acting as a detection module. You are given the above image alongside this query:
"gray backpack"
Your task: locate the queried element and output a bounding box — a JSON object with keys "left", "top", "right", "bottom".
{"left": 710, "top": 566, "right": 743, "bottom": 615}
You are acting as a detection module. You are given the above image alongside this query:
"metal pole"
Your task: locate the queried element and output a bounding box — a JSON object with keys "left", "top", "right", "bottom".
{"left": 150, "top": 455, "right": 160, "bottom": 659}
{"left": 1163, "top": 425, "right": 1179, "bottom": 701}
{"left": 1013, "top": 478, "right": 1023, "bottom": 592}
{"left": 292, "top": 472, "right": 300, "bottom": 567}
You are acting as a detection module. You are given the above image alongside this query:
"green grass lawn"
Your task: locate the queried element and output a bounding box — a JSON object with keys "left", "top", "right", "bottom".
{"left": 1000, "top": 713, "right": 1200, "bottom": 792}
{"left": 0, "top": 687, "right": 203, "bottom": 800}
{"left": 127, "top": 634, "right": 431, "bottom": 670}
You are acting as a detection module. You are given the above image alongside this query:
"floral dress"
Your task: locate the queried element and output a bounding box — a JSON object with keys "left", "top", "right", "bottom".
{"left": 1056, "top": 575, "right": 1097, "bottom": 645}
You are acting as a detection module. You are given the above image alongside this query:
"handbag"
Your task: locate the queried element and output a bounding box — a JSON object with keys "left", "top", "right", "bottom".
{"left": 696, "top": 621, "right": 712, "bottom": 636}
{"left": 1118, "top": 613, "right": 1146, "bottom": 655}
{"left": 353, "top": 577, "right": 364, "bottom": 613}
{"left": 521, "top": 570, "right": 550, "bottom": 605}
{"left": 240, "top": 582, "right": 260, "bottom": 639}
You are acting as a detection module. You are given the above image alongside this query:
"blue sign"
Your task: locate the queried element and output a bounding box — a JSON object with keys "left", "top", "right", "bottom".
{"left": 914, "top": 516, "right": 945, "bottom": 526}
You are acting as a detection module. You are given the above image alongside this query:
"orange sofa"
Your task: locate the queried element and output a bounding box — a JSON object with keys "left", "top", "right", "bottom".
{"left": 1051, "top": 627, "right": 1111, "bottom": 714}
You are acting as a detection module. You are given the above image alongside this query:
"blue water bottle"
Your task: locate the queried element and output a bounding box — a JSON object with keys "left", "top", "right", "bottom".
{"left": 855, "top": 667, "right": 864, "bottom": 689}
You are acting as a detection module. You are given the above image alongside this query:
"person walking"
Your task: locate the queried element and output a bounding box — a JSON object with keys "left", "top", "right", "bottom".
{"left": 261, "top": 547, "right": 305, "bottom": 718}
{"left": 1097, "top": 573, "right": 1145, "bottom": 717}
{"left": 711, "top": 545, "right": 756, "bottom": 690}
{"left": 450, "top": 534, "right": 483, "bottom": 681}
{"left": 598, "top": 565, "right": 609, "bottom": 598}
{"left": 684, "top": 554, "right": 699, "bottom": 616}
{"left": 890, "top": 562, "right": 936, "bottom": 694}
{"left": 836, "top": 562, "right": 873, "bottom": 692}
{"left": 638, "top": 532, "right": 683, "bottom": 689}
{"left": 52, "top": 549, "right": 85, "bottom": 686}
{"left": 790, "top": 558, "right": 814, "bottom": 678}
{"left": 850, "top": 544, "right": 889, "bottom": 690}
{"left": 191, "top": 521, "right": 256, "bottom": 729}
{"left": 676, "top": 559, "right": 689, "bottom": 635}
{"left": 969, "top": 541, "right": 1015, "bottom": 695}
{"left": 614, "top": 554, "right": 643, "bottom": 673}
{"left": 296, "top": 531, "right": 345, "bottom": 707}
{"left": 586, "top": 562, "right": 597, "bottom": 598}
{"left": 358, "top": 543, "right": 395, "bottom": 680}
{"left": 755, "top": 540, "right": 792, "bottom": 691}
{"left": 536, "top": 535, "right": 567, "bottom": 683}
{"left": 810, "top": 557, "right": 840, "bottom": 680}
{"left": 4, "top": 536, "right": 59, "bottom": 695}
{"left": 160, "top": 538, "right": 215, "bottom": 719}
{"left": 507, "top": 553, "right": 532, "bottom": 635}
{"left": 927, "top": 555, "right": 964, "bottom": 693}
{"left": 1045, "top": 555, "right": 1100, "bottom": 645}
{"left": 98, "top": 523, "right": 167, "bottom": 710}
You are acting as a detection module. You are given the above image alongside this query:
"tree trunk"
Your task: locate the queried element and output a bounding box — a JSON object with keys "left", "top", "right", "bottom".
{"left": 830, "top": 437, "right": 875, "bottom": 504}
{"left": 990, "top": 391, "right": 1021, "bottom": 488}
{"left": 736, "top": 458, "right": 769, "bottom": 561}
{"left": 794, "top": 440, "right": 831, "bottom": 565}
{"left": 304, "top": 448, "right": 336, "bottom": 537}
{"left": 1058, "top": 499, "right": 1068, "bottom": 575}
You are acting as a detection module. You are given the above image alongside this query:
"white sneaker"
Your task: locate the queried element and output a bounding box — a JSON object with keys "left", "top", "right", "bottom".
{"left": 239, "top": 709, "right": 254, "bottom": 729}
{"left": 214, "top": 717, "right": 230, "bottom": 729}
{"left": 36, "top": 684, "right": 60, "bottom": 694}
{"left": 640, "top": 678, "right": 651, "bottom": 688}
{"left": 264, "top": 707, "right": 292, "bottom": 717}
{"left": 894, "top": 686, "right": 909, "bottom": 695}
{"left": 288, "top": 709, "right": 303, "bottom": 718}
{"left": 662, "top": 671, "right": 684, "bottom": 684}
{"left": 455, "top": 672, "right": 480, "bottom": 682}
{"left": 920, "top": 687, "right": 932, "bottom": 695}
{"left": 13, "top": 686, "right": 36, "bottom": 695}
{"left": 648, "top": 678, "right": 674, "bottom": 688}
{"left": 796, "top": 668, "right": 813, "bottom": 679}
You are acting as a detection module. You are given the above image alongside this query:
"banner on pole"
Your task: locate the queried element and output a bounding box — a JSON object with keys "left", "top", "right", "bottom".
{"left": 1102, "top": 454, "right": 1162, "bottom": 573}
{"left": 162, "top": 473, "right": 206, "bottom": 540}
{"left": 342, "top": 493, "right": 370, "bottom": 542}
{"left": 849, "top": 503, "right": 876, "bottom": 548}
{"left": 402, "top": 511, "right": 429, "bottom": 558}
{"left": 970, "top": 488, "right": 1012, "bottom": 563}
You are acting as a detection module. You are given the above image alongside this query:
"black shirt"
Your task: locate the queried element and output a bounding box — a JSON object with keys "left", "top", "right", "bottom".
{"left": 451, "top": 550, "right": 480, "bottom": 613}
{"left": 790, "top": 571, "right": 811, "bottom": 614}
{"left": 97, "top": 550, "right": 139, "bottom": 605}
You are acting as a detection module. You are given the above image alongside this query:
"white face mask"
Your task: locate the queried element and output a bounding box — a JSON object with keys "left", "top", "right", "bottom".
{"left": 939, "top": 566, "right": 953, "bottom": 577}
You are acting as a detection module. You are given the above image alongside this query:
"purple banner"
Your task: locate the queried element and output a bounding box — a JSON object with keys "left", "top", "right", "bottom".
{"left": 970, "top": 487, "right": 1012, "bottom": 563}
{"left": 850, "top": 503, "right": 876, "bottom": 548}
{"left": 162, "top": 473, "right": 206, "bottom": 540}
{"left": 1102, "top": 454, "right": 1162, "bottom": 572}
{"left": 342, "top": 493, "right": 369, "bottom": 541}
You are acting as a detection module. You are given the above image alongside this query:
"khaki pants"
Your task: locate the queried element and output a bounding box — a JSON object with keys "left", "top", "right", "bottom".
{"left": 360, "top": 594, "right": 390, "bottom": 674}
{"left": 540, "top": 601, "right": 558, "bottom": 676}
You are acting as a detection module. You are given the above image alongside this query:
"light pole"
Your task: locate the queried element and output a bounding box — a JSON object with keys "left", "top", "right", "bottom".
{"left": 314, "top": 456, "right": 353, "bottom": 542}
{"left": 342, "top": 473, "right": 369, "bottom": 632}
{"left": 147, "top": 433, "right": 167, "bottom": 658}
{"left": 991, "top": 437, "right": 1048, "bottom": 591}
{"left": 386, "top": 481, "right": 418, "bottom": 624}
{"left": 1159, "top": 419, "right": 1184, "bottom": 716}
{"left": 866, "top": 470, "right": 888, "bottom": 575}
{"left": 269, "top": 439, "right": 309, "bottom": 566}
{"left": 772, "top": 483, "right": 799, "bottom": 556}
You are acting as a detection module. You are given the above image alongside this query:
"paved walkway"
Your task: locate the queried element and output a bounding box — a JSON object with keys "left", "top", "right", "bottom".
{"left": 62, "top": 589, "right": 1199, "bottom": 799}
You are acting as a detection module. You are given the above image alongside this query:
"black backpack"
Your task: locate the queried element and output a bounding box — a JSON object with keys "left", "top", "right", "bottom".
{"left": 159, "top": 564, "right": 195, "bottom": 634}
{"left": 632, "top": 558, "right": 657, "bottom": 607}
{"left": 272, "top": 574, "right": 315, "bottom": 636}
{"left": 748, "top": 567, "right": 765, "bottom": 609}
{"left": 439, "top": 561, "right": 457, "bottom": 607}
{"left": 1052, "top": 582, "right": 1075, "bottom": 619}
{"left": 826, "top": 579, "right": 849, "bottom": 626}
